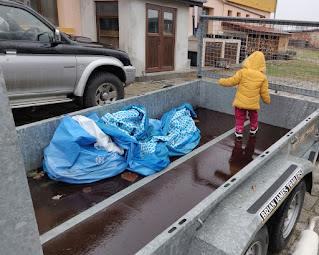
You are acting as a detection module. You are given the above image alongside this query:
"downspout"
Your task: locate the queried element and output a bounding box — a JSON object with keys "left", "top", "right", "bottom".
{"left": 192, "top": 6, "right": 196, "bottom": 36}
{"left": 220, "top": 0, "right": 266, "bottom": 18}
{"left": 274, "top": 0, "right": 278, "bottom": 19}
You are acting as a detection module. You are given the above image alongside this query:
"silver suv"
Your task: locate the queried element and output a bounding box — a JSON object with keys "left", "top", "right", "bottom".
{"left": 0, "top": 0, "right": 136, "bottom": 108}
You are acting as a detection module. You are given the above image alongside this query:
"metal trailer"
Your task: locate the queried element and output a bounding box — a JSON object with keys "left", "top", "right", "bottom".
{"left": 1, "top": 77, "right": 318, "bottom": 255}
{"left": 2, "top": 17, "right": 319, "bottom": 255}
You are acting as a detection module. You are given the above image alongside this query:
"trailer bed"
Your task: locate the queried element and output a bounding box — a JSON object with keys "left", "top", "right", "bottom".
{"left": 28, "top": 109, "right": 236, "bottom": 234}
{"left": 33, "top": 108, "right": 288, "bottom": 255}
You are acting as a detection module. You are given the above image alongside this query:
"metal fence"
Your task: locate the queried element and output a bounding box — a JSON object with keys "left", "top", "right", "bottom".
{"left": 195, "top": 15, "right": 319, "bottom": 97}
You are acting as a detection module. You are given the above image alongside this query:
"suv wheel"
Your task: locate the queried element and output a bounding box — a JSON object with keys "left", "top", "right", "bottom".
{"left": 83, "top": 72, "right": 124, "bottom": 108}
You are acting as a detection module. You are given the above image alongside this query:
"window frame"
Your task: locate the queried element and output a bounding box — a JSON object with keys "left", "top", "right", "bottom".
{"left": 95, "top": 1, "right": 119, "bottom": 43}
{"left": 203, "top": 7, "right": 210, "bottom": 15}
{"left": 228, "top": 10, "right": 232, "bottom": 17}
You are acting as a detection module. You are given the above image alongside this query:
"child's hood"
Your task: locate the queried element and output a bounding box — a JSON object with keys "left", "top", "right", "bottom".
{"left": 244, "top": 51, "right": 266, "bottom": 73}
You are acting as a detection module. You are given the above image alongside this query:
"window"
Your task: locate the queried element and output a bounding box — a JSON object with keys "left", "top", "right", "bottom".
{"left": 228, "top": 10, "right": 232, "bottom": 17}
{"left": 210, "top": 8, "right": 215, "bottom": 16}
{"left": 203, "top": 7, "right": 209, "bottom": 15}
{"left": 24, "top": 0, "right": 59, "bottom": 26}
{"left": 148, "top": 9, "right": 159, "bottom": 33}
{"left": 246, "top": 14, "right": 250, "bottom": 18}
{"left": 164, "top": 12, "right": 173, "bottom": 34}
{"left": 0, "top": 17, "right": 9, "bottom": 32}
{"left": 0, "top": 5, "right": 54, "bottom": 42}
{"left": 96, "top": 1, "right": 119, "bottom": 47}
{"left": 237, "top": 12, "right": 241, "bottom": 17}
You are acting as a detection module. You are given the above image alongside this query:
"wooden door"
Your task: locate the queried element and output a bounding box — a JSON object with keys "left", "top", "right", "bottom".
{"left": 146, "top": 4, "right": 176, "bottom": 73}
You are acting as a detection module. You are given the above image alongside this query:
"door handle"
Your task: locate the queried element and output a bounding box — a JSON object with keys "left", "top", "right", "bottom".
{"left": 158, "top": 38, "right": 161, "bottom": 45}
{"left": 5, "top": 50, "right": 17, "bottom": 55}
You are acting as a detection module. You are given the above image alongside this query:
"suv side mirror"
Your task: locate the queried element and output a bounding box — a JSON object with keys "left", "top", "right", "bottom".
{"left": 52, "top": 28, "right": 62, "bottom": 45}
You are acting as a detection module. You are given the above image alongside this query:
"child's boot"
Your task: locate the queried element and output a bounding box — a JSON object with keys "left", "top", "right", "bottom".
{"left": 235, "top": 127, "right": 243, "bottom": 140}
{"left": 250, "top": 126, "right": 259, "bottom": 136}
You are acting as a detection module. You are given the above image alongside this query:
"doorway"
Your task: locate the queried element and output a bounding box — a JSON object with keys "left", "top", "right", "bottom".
{"left": 146, "top": 4, "right": 176, "bottom": 72}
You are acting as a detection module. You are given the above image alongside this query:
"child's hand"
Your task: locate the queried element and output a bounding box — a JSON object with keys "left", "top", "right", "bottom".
{"left": 219, "top": 71, "right": 242, "bottom": 87}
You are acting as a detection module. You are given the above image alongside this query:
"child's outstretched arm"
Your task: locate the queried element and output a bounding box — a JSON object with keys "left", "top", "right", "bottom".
{"left": 219, "top": 70, "right": 242, "bottom": 87}
{"left": 261, "top": 77, "right": 270, "bottom": 104}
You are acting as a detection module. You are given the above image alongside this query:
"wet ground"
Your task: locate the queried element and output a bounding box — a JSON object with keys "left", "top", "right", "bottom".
{"left": 28, "top": 108, "right": 288, "bottom": 255}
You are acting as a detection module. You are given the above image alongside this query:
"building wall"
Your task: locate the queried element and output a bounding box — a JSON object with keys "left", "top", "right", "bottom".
{"left": 227, "top": 0, "right": 277, "bottom": 13}
{"left": 80, "top": 0, "right": 190, "bottom": 76}
{"left": 290, "top": 31, "right": 319, "bottom": 48}
{"left": 188, "top": 0, "right": 271, "bottom": 36}
{"left": 57, "top": 0, "right": 82, "bottom": 35}
{"left": 310, "top": 32, "right": 319, "bottom": 48}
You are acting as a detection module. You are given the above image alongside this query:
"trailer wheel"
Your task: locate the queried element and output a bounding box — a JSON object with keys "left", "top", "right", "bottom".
{"left": 83, "top": 72, "right": 124, "bottom": 108}
{"left": 267, "top": 179, "right": 306, "bottom": 253}
{"left": 244, "top": 225, "right": 269, "bottom": 255}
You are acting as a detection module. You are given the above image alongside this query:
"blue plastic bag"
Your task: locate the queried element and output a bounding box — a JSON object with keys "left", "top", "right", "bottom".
{"left": 43, "top": 116, "right": 126, "bottom": 184}
{"left": 44, "top": 104, "right": 201, "bottom": 183}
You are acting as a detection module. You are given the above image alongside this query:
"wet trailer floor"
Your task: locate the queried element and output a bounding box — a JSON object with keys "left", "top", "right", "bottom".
{"left": 27, "top": 108, "right": 288, "bottom": 255}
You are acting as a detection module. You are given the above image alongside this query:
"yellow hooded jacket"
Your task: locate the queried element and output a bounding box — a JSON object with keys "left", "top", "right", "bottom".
{"left": 219, "top": 51, "right": 271, "bottom": 110}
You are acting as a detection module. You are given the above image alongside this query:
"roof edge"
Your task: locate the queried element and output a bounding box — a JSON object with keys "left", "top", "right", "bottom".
{"left": 175, "top": 0, "right": 207, "bottom": 6}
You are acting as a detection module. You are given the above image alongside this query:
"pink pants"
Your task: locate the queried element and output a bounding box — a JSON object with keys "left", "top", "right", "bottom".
{"left": 235, "top": 107, "right": 258, "bottom": 133}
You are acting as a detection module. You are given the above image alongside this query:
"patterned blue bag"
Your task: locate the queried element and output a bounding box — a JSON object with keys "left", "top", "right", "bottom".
{"left": 96, "top": 105, "right": 170, "bottom": 175}
{"left": 160, "top": 103, "right": 201, "bottom": 156}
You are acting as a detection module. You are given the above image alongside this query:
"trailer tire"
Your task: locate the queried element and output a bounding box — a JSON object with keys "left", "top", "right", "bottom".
{"left": 267, "top": 179, "right": 306, "bottom": 253}
{"left": 244, "top": 225, "right": 269, "bottom": 255}
{"left": 83, "top": 72, "right": 124, "bottom": 108}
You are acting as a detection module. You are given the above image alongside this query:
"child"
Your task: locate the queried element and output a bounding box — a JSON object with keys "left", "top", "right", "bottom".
{"left": 219, "top": 51, "right": 270, "bottom": 139}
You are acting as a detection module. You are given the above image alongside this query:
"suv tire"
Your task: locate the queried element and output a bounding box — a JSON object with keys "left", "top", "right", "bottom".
{"left": 83, "top": 72, "right": 124, "bottom": 108}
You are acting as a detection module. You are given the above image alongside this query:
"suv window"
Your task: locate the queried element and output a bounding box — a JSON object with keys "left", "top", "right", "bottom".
{"left": 0, "top": 5, "right": 54, "bottom": 43}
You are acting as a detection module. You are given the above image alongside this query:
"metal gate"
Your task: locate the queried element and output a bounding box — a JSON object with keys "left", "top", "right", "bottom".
{"left": 196, "top": 15, "right": 319, "bottom": 98}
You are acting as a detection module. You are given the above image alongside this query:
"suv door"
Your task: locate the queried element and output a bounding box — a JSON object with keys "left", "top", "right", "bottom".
{"left": 0, "top": 4, "right": 76, "bottom": 99}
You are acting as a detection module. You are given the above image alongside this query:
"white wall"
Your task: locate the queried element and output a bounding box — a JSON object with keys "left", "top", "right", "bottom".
{"left": 80, "top": 0, "right": 190, "bottom": 76}
{"left": 118, "top": 0, "right": 145, "bottom": 76}
{"left": 80, "top": 0, "right": 96, "bottom": 41}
